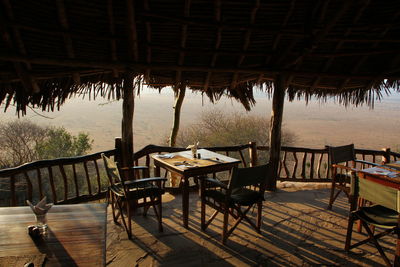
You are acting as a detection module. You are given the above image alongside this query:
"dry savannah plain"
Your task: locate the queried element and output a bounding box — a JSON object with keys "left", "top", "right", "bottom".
{"left": 1, "top": 88, "right": 399, "bottom": 153}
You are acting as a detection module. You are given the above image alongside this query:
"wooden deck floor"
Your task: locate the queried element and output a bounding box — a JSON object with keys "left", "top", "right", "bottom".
{"left": 105, "top": 184, "right": 395, "bottom": 266}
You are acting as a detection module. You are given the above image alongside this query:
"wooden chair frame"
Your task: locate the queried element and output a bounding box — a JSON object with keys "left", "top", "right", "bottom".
{"left": 327, "top": 144, "right": 380, "bottom": 210}
{"left": 200, "top": 164, "right": 269, "bottom": 244}
{"left": 345, "top": 174, "right": 400, "bottom": 267}
{"left": 102, "top": 154, "right": 166, "bottom": 239}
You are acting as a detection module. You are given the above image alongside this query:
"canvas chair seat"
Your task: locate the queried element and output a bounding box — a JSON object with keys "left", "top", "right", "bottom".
{"left": 200, "top": 164, "right": 270, "bottom": 244}
{"left": 355, "top": 205, "right": 399, "bottom": 229}
{"left": 204, "top": 188, "right": 264, "bottom": 207}
{"left": 334, "top": 173, "right": 351, "bottom": 184}
{"left": 110, "top": 183, "right": 165, "bottom": 199}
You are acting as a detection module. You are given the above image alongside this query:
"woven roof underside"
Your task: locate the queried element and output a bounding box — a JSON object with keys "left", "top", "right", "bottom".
{"left": 1, "top": 0, "right": 400, "bottom": 113}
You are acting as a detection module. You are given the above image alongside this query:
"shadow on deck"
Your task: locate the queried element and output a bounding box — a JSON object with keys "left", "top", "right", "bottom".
{"left": 106, "top": 184, "right": 395, "bottom": 266}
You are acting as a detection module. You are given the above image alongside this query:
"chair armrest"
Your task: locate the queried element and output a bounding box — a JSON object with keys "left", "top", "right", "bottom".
{"left": 332, "top": 164, "right": 356, "bottom": 172}
{"left": 120, "top": 166, "right": 149, "bottom": 171}
{"left": 204, "top": 178, "right": 228, "bottom": 189}
{"left": 354, "top": 160, "right": 381, "bottom": 167}
{"left": 124, "top": 177, "right": 167, "bottom": 187}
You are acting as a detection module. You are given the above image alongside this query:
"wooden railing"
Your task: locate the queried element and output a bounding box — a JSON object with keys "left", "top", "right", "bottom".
{"left": 1, "top": 141, "right": 398, "bottom": 207}
{"left": 133, "top": 143, "right": 394, "bottom": 183}
{"left": 0, "top": 149, "right": 115, "bottom": 206}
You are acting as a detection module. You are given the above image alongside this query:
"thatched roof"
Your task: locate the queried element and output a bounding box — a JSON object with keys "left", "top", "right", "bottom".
{"left": 1, "top": 0, "right": 400, "bottom": 113}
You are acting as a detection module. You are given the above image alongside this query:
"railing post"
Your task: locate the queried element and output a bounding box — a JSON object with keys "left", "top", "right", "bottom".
{"left": 114, "top": 137, "right": 122, "bottom": 164}
{"left": 249, "top": 141, "right": 258, "bottom": 167}
{"left": 382, "top": 147, "right": 391, "bottom": 164}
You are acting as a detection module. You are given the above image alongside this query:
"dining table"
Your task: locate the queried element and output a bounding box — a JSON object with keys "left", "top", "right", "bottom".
{"left": 0, "top": 203, "right": 107, "bottom": 266}
{"left": 152, "top": 149, "right": 241, "bottom": 228}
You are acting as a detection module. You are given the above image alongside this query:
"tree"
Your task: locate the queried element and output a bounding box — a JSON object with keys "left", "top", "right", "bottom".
{"left": 36, "top": 127, "right": 93, "bottom": 160}
{"left": 0, "top": 120, "right": 93, "bottom": 168}
{"left": 174, "top": 109, "right": 296, "bottom": 148}
{"left": 169, "top": 85, "right": 186, "bottom": 147}
{"left": 0, "top": 120, "right": 47, "bottom": 167}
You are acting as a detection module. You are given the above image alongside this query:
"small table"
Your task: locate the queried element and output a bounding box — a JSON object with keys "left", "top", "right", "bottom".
{"left": 152, "top": 149, "right": 241, "bottom": 228}
{"left": 0, "top": 203, "right": 107, "bottom": 266}
{"left": 358, "top": 166, "right": 400, "bottom": 189}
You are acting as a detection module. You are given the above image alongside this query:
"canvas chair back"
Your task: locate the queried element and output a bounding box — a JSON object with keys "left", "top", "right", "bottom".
{"left": 351, "top": 176, "right": 400, "bottom": 213}
{"left": 328, "top": 144, "right": 356, "bottom": 165}
{"left": 102, "top": 153, "right": 123, "bottom": 185}
{"left": 229, "top": 164, "right": 269, "bottom": 191}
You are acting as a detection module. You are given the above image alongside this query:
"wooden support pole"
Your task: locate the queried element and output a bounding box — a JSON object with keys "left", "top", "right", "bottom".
{"left": 382, "top": 147, "right": 391, "bottom": 164}
{"left": 249, "top": 141, "right": 258, "bottom": 167}
{"left": 121, "top": 73, "right": 135, "bottom": 174}
{"left": 267, "top": 74, "right": 287, "bottom": 190}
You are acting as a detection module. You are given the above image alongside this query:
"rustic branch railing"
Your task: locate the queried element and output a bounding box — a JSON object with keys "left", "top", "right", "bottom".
{"left": 0, "top": 141, "right": 398, "bottom": 207}
{"left": 0, "top": 149, "right": 115, "bottom": 206}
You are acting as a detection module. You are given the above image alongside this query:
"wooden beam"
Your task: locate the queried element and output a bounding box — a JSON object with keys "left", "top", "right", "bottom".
{"left": 1, "top": 0, "right": 40, "bottom": 93}
{"left": 259, "top": 0, "right": 295, "bottom": 82}
{"left": 175, "top": 0, "right": 191, "bottom": 87}
{"left": 310, "top": 0, "right": 370, "bottom": 90}
{"left": 230, "top": 0, "right": 259, "bottom": 93}
{"left": 144, "top": 0, "right": 151, "bottom": 80}
{"left": 107, "top": 0, "right": 119, "bottom": 78}
{"left": 203, "top": 0, "right": 222, "bottom": 92}
{"left": 285, "top": 1, "right": 352, "bottom": 69}
{"left": 267, "top": 75, "right": 287, "bottom": 190}
{"left": 2, "top": 53, "right": 400, "bottom": 80}
{"left": 126, "top": 0, "right": 139, "bottom": 61}
{"left": 56, "top": 0, "right": 81, "bottom": 84}
{"left": 139, "top": 11, "right": 307, "bottom": 37}
{"left": 121, "top": 73, "right": 135, "bottom": 170}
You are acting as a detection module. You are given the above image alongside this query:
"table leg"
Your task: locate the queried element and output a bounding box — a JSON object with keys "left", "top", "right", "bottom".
{"left": 182, "top": 176, "right": 189, "bottom": 228}
{"left": 154, "top": 165, "right": 160, "bottom": 177}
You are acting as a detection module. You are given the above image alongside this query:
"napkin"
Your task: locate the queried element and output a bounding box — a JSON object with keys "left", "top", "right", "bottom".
{"left": 157, "top": 154, "right": 174, "bottom": 159}
{"left": 186, "top": 141, "right": 199, "bottom": 151}
{"left": 26, "top": 197, "right": 53, "bottom": 215}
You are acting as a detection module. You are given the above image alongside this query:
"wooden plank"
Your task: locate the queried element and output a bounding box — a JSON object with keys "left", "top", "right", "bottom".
{"left": 310, "top": 152, "right": 315, "bottom": 179}
{"left": 94, "top": 160, "right": 102, "bottom": 194}
{"left": 72, "top": 163, "right": 79, "bottom": 198}
{"left": 83, "top": 161, "right": 92, "bottom": 196}
{"left": 0, "top": 204, "right": 107, "bottom": 266}
{"left": 23, "top": 171, "right": 32, "bottom": 202}
{"left": 10, "top": 175, "right": 16, "bottom": 206}
{"left": 48, "top": 167, "right": 57, "bottom": 203}
{"left": 36, "top": 169, "right": 43, "bottom": 199}
{"left": 59, "top": 164, "right": 68, "bottom": 201}
{"left": 317, "top": 153, "right": 323, "bottom": 179}
{"left": 301, "top": 152, "right": 307, "bottom": 179}
{"left": 292, "top": 152, "right": 298, "bottom": 179}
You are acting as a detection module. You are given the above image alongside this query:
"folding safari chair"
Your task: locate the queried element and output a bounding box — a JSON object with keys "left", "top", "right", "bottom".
{"left": 345, "top": 173, "right": 400, "bottom": 266}
{"left": 102, "top": 153, "right": 166, "bottom": 239}
{"left": 327, "top": 144, "right": 380, "bottom": 210}
{"left": 200, "top": 164, "right": 269, "bottom": 244}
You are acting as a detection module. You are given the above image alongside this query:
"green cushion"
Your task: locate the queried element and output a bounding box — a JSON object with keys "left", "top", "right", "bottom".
{"left": 355, "top": 205, "right": 399, "bottom": 229}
